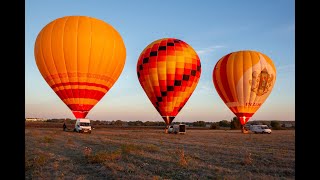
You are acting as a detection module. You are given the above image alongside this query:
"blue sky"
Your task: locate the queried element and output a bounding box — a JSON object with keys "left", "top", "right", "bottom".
{"left": 25, "top": 0, "right": 295, "bottom": 122}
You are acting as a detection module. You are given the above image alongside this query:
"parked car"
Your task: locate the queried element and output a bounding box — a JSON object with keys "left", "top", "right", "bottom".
{"left": 250, "top": 125, "right": 272, "bottom": 134}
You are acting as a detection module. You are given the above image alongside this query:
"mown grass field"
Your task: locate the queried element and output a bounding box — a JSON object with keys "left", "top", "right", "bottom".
{"left": 25, "top": 126, "right": 295, "bottom": 179}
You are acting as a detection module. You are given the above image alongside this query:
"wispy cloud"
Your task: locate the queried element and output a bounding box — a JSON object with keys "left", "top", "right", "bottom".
{"left": 196, "top": 45, "right": 225, "bottom": 55}
{"left": 199, "top": 84, "right": 213, "bottom": 92}
{"left": 194, "top": 81, "right": 215, "bottom": 95}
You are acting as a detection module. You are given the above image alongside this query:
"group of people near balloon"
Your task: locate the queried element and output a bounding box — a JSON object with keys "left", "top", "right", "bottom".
{"left": 34, "top": 16, "right": 276, "bottom": 134}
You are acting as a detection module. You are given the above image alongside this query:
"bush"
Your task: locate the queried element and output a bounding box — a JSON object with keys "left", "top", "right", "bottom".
{"left": 271, "top": 121, "right": 280, "bottom": 128}
{"left": 210, "top": 123, "right": 220, "bottom": 129}
{"left": 230, "top": 117, "right": 241, "bottom": 130}
{"left": 193, "top": 121, "right": 206, "bottom": 127}
{"left": 219, "top": 120, "right": 230, "bottom": 127}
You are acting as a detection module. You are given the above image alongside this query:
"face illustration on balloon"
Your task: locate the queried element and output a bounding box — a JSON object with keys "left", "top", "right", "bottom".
{"left": 137, "top": 38, "right": 201, "bottom": 127}
{"left": 212, "top": 50, "right": 276, "bottom": 132}
{"left": 34, "top": 16, "right": 126, "bottom": 118}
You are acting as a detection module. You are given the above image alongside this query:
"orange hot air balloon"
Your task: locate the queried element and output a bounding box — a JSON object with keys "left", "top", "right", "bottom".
{"left": 34, "top": 16, "right": 126, "bottom": 119}
{"left": 213, "top": 50, "right": 276, "bottom": 133}
{"left": 137, "top": 38, "right": 201, "bottom": 132}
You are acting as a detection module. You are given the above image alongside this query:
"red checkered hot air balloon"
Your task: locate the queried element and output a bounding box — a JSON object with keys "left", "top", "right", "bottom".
{"left": 137, "top": 38, "right": 201, "bottom": 132}
{"left": 213, "top": 50, "right": 276, "bottom": 133}
{"left": 34, "top": 16, "right": 126, "bottom": 119}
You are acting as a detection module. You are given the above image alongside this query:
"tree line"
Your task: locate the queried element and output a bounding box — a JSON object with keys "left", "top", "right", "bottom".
{"left": 42, "top": 117, "right": 294, "bottom": 130}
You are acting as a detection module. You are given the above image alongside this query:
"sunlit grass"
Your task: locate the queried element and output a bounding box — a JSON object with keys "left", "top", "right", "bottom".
{"left": 38, "top": 136, "right": 53, "bottom": 143}
{"left": 25, "top": 128, "right": 295, "bottom": 179}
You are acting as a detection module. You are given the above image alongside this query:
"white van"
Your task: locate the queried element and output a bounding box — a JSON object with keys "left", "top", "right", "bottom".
{"left": 168, "top": 124, "right": 186, "bottom": 134}
{"left": 74, "top": 118, "right": 92, "bottom": 133}
{"left": 250, "top": 125, "right": 272, "bottom": 134}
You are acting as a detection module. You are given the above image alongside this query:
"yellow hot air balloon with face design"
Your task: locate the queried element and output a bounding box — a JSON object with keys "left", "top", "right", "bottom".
{"left": 213, "top": 50, "right": 276, "bottom": 133}
{"left": 34, "top": 16, "right": 126, "bottom": 118}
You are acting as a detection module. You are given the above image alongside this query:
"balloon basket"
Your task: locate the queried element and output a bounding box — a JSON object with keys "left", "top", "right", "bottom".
{"left": 241, "top": 127, "right": 249, "bottom": 134}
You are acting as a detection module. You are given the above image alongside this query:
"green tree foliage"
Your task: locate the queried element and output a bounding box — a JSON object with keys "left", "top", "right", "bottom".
{"left": 271, "top": 121, "right": 280, "bottom": 128}
{"left": 210, "top": 122, "right": 220, "bottom": 129}
{"left": 230, "top": 117, "right": 241, "bottom": 130}
{"left": 193, "top": 121, "right": 206, "bottom": 127}
{"left": 262, "top": 121, "right": 271, "bottom": 126}
{"left": 143, "top": 121, "right": 166, "bottom": 126}
{"left": 128, "top": 121, "right": 143, "bottom": 126}
{"left": 114, "top": 120, "right": 123, "bottom": 126}
{"left": 271, "top": 121, "right": 282, "bottom": 130}
{"left": 219, "top": 120, "right": 230, "bottom": 127}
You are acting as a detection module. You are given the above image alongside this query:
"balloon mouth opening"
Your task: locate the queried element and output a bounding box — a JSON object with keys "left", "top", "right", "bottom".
{"left": 72, "top": 111, "right": 89, "bottom": 119}
{"left": 235, "top": 113, "right": 253, "bottom": 125}
{"left": 162, "top": 116, "right": 175, "bottom": 125}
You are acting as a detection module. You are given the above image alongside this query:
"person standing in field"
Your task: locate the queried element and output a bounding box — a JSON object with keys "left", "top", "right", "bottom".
{"left": 63, "top": 122, "right": 67, "bottom": 131}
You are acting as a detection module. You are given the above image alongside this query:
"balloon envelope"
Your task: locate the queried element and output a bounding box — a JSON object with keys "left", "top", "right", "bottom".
{"left": 34, "top": 16, "right": 126, "bottom": 118}
{"left": 137, "top": 38, "right": 201, "bottom": 125}
{"left": 213, "top": 50, "right": 276, "bottom": 125}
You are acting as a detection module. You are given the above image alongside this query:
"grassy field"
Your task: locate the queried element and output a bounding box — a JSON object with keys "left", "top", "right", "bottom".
{"left": 25, "top": 127, "right": 295, "bottom": 179}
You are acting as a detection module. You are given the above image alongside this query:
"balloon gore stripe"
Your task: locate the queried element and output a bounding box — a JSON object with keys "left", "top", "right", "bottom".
{"left": 51, "top": 82, "right": 110, "bottom": 91}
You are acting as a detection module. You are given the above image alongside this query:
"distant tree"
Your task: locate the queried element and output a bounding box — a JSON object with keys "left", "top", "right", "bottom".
{"left": 63, "top": 118, "right": 72, "bottom": 124}
{"left": 114, "top": 120, "right": 123, "bottom": 126}
{"left": 127, "top": 121, "right": 165, "bottom": 126}
{"left": 128, "top": 121, "right": 135, "bottom": 126}
{"left": 210, "top": 122, "right": 220, "bottom": 129}
{"left": 251, "top": 121, "right": 259, "bottom": 125}
{"left": 193, "top": 121, "right": 206, "bottom": 127}
{"left": 262, "top": 121, "right": 271, "bottom": 126}
{"left": 230, "top": 117, "right": 241, "bottom": 129}
{"left": 219, "top": 120, "right": 230, "bottom": 127}
{"left": 128, "top": 120, "right": 143, "bottom": 126}
{"left": 47, "top": 119, "right": 64, "bottom": 123}
{"left": 271, "top": 121, "right": 281, "bottom": 129}
{"left": 144, "top": 121, "right": 162, "bottom": 126}
{"left": 143, "top": 121, "right": 151, "bottom": 126}
{"left": 158, "top": 121, "right": 166, "bottom": 126}
{"left": 94, "top": 120, "right": 103, "bottom": 126}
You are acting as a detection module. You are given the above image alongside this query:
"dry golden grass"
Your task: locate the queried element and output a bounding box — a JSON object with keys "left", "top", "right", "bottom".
{"left": 25, "top": 127, "right": 295, "bottom": 179}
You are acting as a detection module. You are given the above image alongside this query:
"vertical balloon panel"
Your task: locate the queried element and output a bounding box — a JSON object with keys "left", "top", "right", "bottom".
{"left": 213, "top": 50, "right": 276, "bottom": 126}
{"left": 34, "top": 16, "right": 126, "bottom": 118}
{"left": 137, "top": 38, "right": 201, "bottom": 125}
